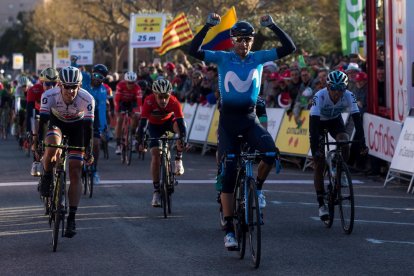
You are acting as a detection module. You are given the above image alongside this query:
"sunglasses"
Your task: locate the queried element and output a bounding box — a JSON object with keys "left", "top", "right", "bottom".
{"left": 44, "top": 81, "right": 58, "bottom": 87}
{"left": 232, "top": 36, "right": 253, "bottom": 43}
{"left": 92, "top": 73, "right": 105, "bottom": 81}
{"left": 157, "top": 94, "right": 170, "bottom": 99}
{"left": 62, "top": 84, "right": 79, "bottom": 90}
{"left": 329, "top": 83, "right": 346, "bottom": 92}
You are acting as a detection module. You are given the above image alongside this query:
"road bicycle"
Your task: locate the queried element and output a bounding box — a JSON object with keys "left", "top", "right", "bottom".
{"left": 43, "top": 137, "right": 84, "bottom": 252}
{"left": 147, "top": 133, "right": 179, "bottom": 218}
{"left": 322, "top": 132, "right": 355, "bottom": 234}
{"left": 120, "top": 110, "right": 133, "bottom": 165}
{"left": 82, "top": 163, "right": 95, "bottom": 198}
{"left": 224, "top": 149, "right": 281, "bottom": 268}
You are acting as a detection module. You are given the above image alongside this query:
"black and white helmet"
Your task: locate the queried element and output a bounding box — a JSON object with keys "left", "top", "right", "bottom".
{"left": 152, "top": 79, "right": 173, "bottom": 95}
{"left": 327, "top": 70, "right": 348, "bottom": 87}
{"left": 59, "top": 66, "right": 83, "bottom": 85}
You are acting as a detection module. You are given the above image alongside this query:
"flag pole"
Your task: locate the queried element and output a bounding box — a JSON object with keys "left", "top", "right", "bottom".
{"left": 128, "top": 12, "right": 134, "bottom": 72}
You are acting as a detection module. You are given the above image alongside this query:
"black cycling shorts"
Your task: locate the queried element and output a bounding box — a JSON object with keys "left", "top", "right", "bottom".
{"left": 147, "top": 118, "right": 175, "bottom": 148}
{"left": 311, "top": 115, "right": 346, "bottom": 157}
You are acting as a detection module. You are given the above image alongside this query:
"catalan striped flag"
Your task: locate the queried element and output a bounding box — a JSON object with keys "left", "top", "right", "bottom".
{"left": 156, "top": 13, "right": 193, "bottom": 56}
{"left": 201, "top": 6, "right": 237, "bottom": 50}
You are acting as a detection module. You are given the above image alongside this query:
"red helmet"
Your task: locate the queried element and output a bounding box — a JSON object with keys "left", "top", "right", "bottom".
{"left": 165, "top": 62, "right": 175, "bottom": 71}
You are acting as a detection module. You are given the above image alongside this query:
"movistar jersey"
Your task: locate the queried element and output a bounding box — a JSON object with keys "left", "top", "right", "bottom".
{"left": 88, "top": 84, "right": 107, "bottom": 132}
{"left": 204, "top": 50, "right": 277, "bottom": 112}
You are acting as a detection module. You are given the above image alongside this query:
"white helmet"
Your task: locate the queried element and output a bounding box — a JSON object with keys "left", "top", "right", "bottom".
{"left": 152, "top": 79, "right": 173, "bottom": 94}
{"left": 124, "top": 71, "right": 137, "bottom": 82}
{"left": 59, "top": 66, "right": 83, "bottom": 85}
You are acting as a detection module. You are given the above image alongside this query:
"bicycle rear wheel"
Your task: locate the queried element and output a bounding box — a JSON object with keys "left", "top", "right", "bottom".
{"left": 82, "top": 167, "right": 88, "bottom": 195}
{"left": 88, "top": 169, "right": 94, "bottom": 198}
{"left": 338, "top": 164, "right": 354, "bottom": 234}
{"left": 234, "top": 170, "right": 246, "bottom": 259}
{"left": 246, "top": 177, "right": 261, "bottom": 268}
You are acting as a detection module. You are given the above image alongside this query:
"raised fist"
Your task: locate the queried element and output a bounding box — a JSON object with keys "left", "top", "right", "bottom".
{"left": 260, "top": 15, "right": 275, "bottom": 27}
{"left": 207, "top": 13, "right": 221, "bottom": 26}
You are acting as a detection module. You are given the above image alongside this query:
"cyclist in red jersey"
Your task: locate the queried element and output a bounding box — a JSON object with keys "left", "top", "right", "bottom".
{"left": 136, "top": 79, "right": 186, "bottom": 207}
{"left": 27, "top": 68, "right": 60, "bottom": 176}
{"left": 114, "top": 71, "right": 142, "bottom": 154}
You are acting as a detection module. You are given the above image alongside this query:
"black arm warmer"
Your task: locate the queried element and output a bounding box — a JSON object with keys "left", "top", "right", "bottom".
{"left": 188, "top": 25, "right": 211, "bottom": 61}
{"left": 108, "top": 98, "right": 114, "bottom": 113}
{"left": 137, "top": 118, "right": 148, "bottom": 142}
{"left": 83, "top": 120, "right": 94, "bottom": 154}
{"left": 351, "top": 112, "right": 366, "bottom": 146}
{"left": 176, "top": 118, "right": 187, "bottom": 138}
{"left": 268, "top": 24, "right": 296, "bottom": 59}
{"left": 309, "top": 115, "right": 321, "bottom": 154}
{"left": 26, "top": 102, "right": 35, "bottom": 132}
{"left": 38, "top": 113, "right": 50, "bottom": 145}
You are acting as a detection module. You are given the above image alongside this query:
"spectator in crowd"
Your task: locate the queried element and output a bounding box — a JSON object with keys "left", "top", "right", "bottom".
{"left": 260, "top": 62, "right": 278, "bottom": 103}
{"left": 314, "top": 68, "right": 328, "bottom": 88}
{"left": 287, "top": 68, "right": 302, "bottom": 114}
{"left": 165, "top": 62, "right": 176, "bottom": 82}
{"left": 137, "top": 61, "right": 153, "bottom": 84}
{"left": 292, "top": 67, "right": 314, "bottom": 127}
{"left": 345, "top": 62, "right": 361, "bottom": 92}
{"left": 377, "top": 60, "right": 386, "bottom": 106}
{"left": 186, "top": 70, "right": 204, "bottom": 104}
{"left": 275, "top": 71, "right": 292, "bottom": 109}
{"left": 265, "top": 72, "right": 280, "bottom": 107}
{"left": 172, "top": 63, "right": 191, "bottom": 102}
{"left": 199, "top": 65, "right": 218, "bottom": 105}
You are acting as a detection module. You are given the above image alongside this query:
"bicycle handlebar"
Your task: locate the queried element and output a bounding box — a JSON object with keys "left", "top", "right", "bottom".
{"left": 44, "top": 143, "right": 85, "bottom": 151}
{"left": 225, "top": 151, "right": 282, "bottom": 174}
{"left": 322, "top": 140, "right": 359, "bottom": 146}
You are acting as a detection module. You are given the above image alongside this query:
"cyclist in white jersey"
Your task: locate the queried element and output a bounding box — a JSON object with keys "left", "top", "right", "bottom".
{"left": 309, "top": 70, "right": 368, "bottom": 220}
{"left": 37, "top": 66, "right": 95, "bottom": 238}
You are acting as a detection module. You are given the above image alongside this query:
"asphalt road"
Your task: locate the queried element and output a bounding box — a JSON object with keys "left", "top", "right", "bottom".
{"left": 0, "top": 138, "right": 413, "bottom": 275}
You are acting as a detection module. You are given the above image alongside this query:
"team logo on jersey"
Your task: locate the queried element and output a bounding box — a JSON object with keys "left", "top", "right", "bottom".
{"left": 224, "top": 69, "right": 260, "bottom": 93}
{"left": 42, "top": 98, "right": 48, "bottom": 104}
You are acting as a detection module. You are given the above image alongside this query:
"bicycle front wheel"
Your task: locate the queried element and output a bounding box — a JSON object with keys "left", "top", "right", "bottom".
{"left": 338, "top": 164, "right": 354, "bottom": 234}
{"left": 126, "top": 126, "right": 133, "bottom": 166}
{"left": 323, "top": 168, "right": 335, "bottom": 228}
{"left": 160, "top": 156, "right": 169, "bottom": 218}
{"left": 246, "top": 177, "right": 261, "bottom": 268}
{"left": 234, "top": 171, "right": 246, "bottom": 259}
{"left": 52, "top": 173, "right": 64, "bottom": 252}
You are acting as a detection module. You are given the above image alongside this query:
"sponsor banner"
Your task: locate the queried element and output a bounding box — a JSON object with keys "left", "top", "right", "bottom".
{"left": 276, "top": 110, "right": 310, "bottom": 156}
{"left": 53, "top": 47, "right": 70, "bottom": 68}
{"left": 207, "top": 108, "right": 220, "bottom": 145}
{"left": 363, "top": 113, "right": 402, "bottom": 162}
{"left": 182, "top": 103, "right": 197, "bottom": 141}
{"left": 266, "top": 108, "right": 285, "bottom": 141}
{"left": 69, "top": 39, "right": 94, "bottom": 65}
{"left": 35, "top": 53, "right": 52, "bottom": 72}
{"left": 339, "top": 0, "right": 366, "bottom": 55}
{"left": 390, "top": 117, "right": 414, "bottom": 172}
{"left": 12, "top": 53, "right": 24, "bottom": 70}
{"left": 130, "top": 13, "right": 166, "bottom": 48}
{"left": 188, "top": 104, "right": 216, "bottom": 143}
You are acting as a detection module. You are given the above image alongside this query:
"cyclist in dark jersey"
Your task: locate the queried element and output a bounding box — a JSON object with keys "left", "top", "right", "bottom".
{"left": 190, "top": 13, "right": 295, "bottom": 248}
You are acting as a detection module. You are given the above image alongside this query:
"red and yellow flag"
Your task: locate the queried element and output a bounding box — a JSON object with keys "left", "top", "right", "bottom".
{"left": 155, "top": 13, "right": 193, "bottom": 56}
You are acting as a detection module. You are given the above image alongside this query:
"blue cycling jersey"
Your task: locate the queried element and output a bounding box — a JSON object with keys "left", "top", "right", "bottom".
{"left": 88, "top": 85, "right": 107, "bottom": 132}
{"left": 204, "top": 49, "right": 277, "bottom": 111}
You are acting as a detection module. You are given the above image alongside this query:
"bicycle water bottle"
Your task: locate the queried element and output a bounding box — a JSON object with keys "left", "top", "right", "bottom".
{"left": 326, "top": 150, "right": 336, "bottom": 178}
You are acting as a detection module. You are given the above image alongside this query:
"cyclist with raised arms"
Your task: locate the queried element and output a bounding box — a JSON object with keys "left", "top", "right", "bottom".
{"left": 114, "top": 71, "right": 141, "bottom": 155}
{"left": 37, "top": 66, "right": 95, "bottom": 238}
{"left": 136, "top": 79, "right": 186, "bottom": 207}
{"left": 189, "top": 13, "right": 296, "bottom": 248}
{"left": 309, "top": 70, "right": 368, "bottom": 221}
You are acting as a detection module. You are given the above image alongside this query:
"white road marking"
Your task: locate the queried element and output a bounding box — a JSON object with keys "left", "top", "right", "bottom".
{"left": 272, "top": 200, "right": 414, "bottom": 211}
{"left": 366, "top": 238, "right": 414, "bottom": 245}
{"left": 310, "top": 216, "right": 414, "bottom": 226}
{"left": 0, "top": 179, "right": 364, "bottom": 187}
